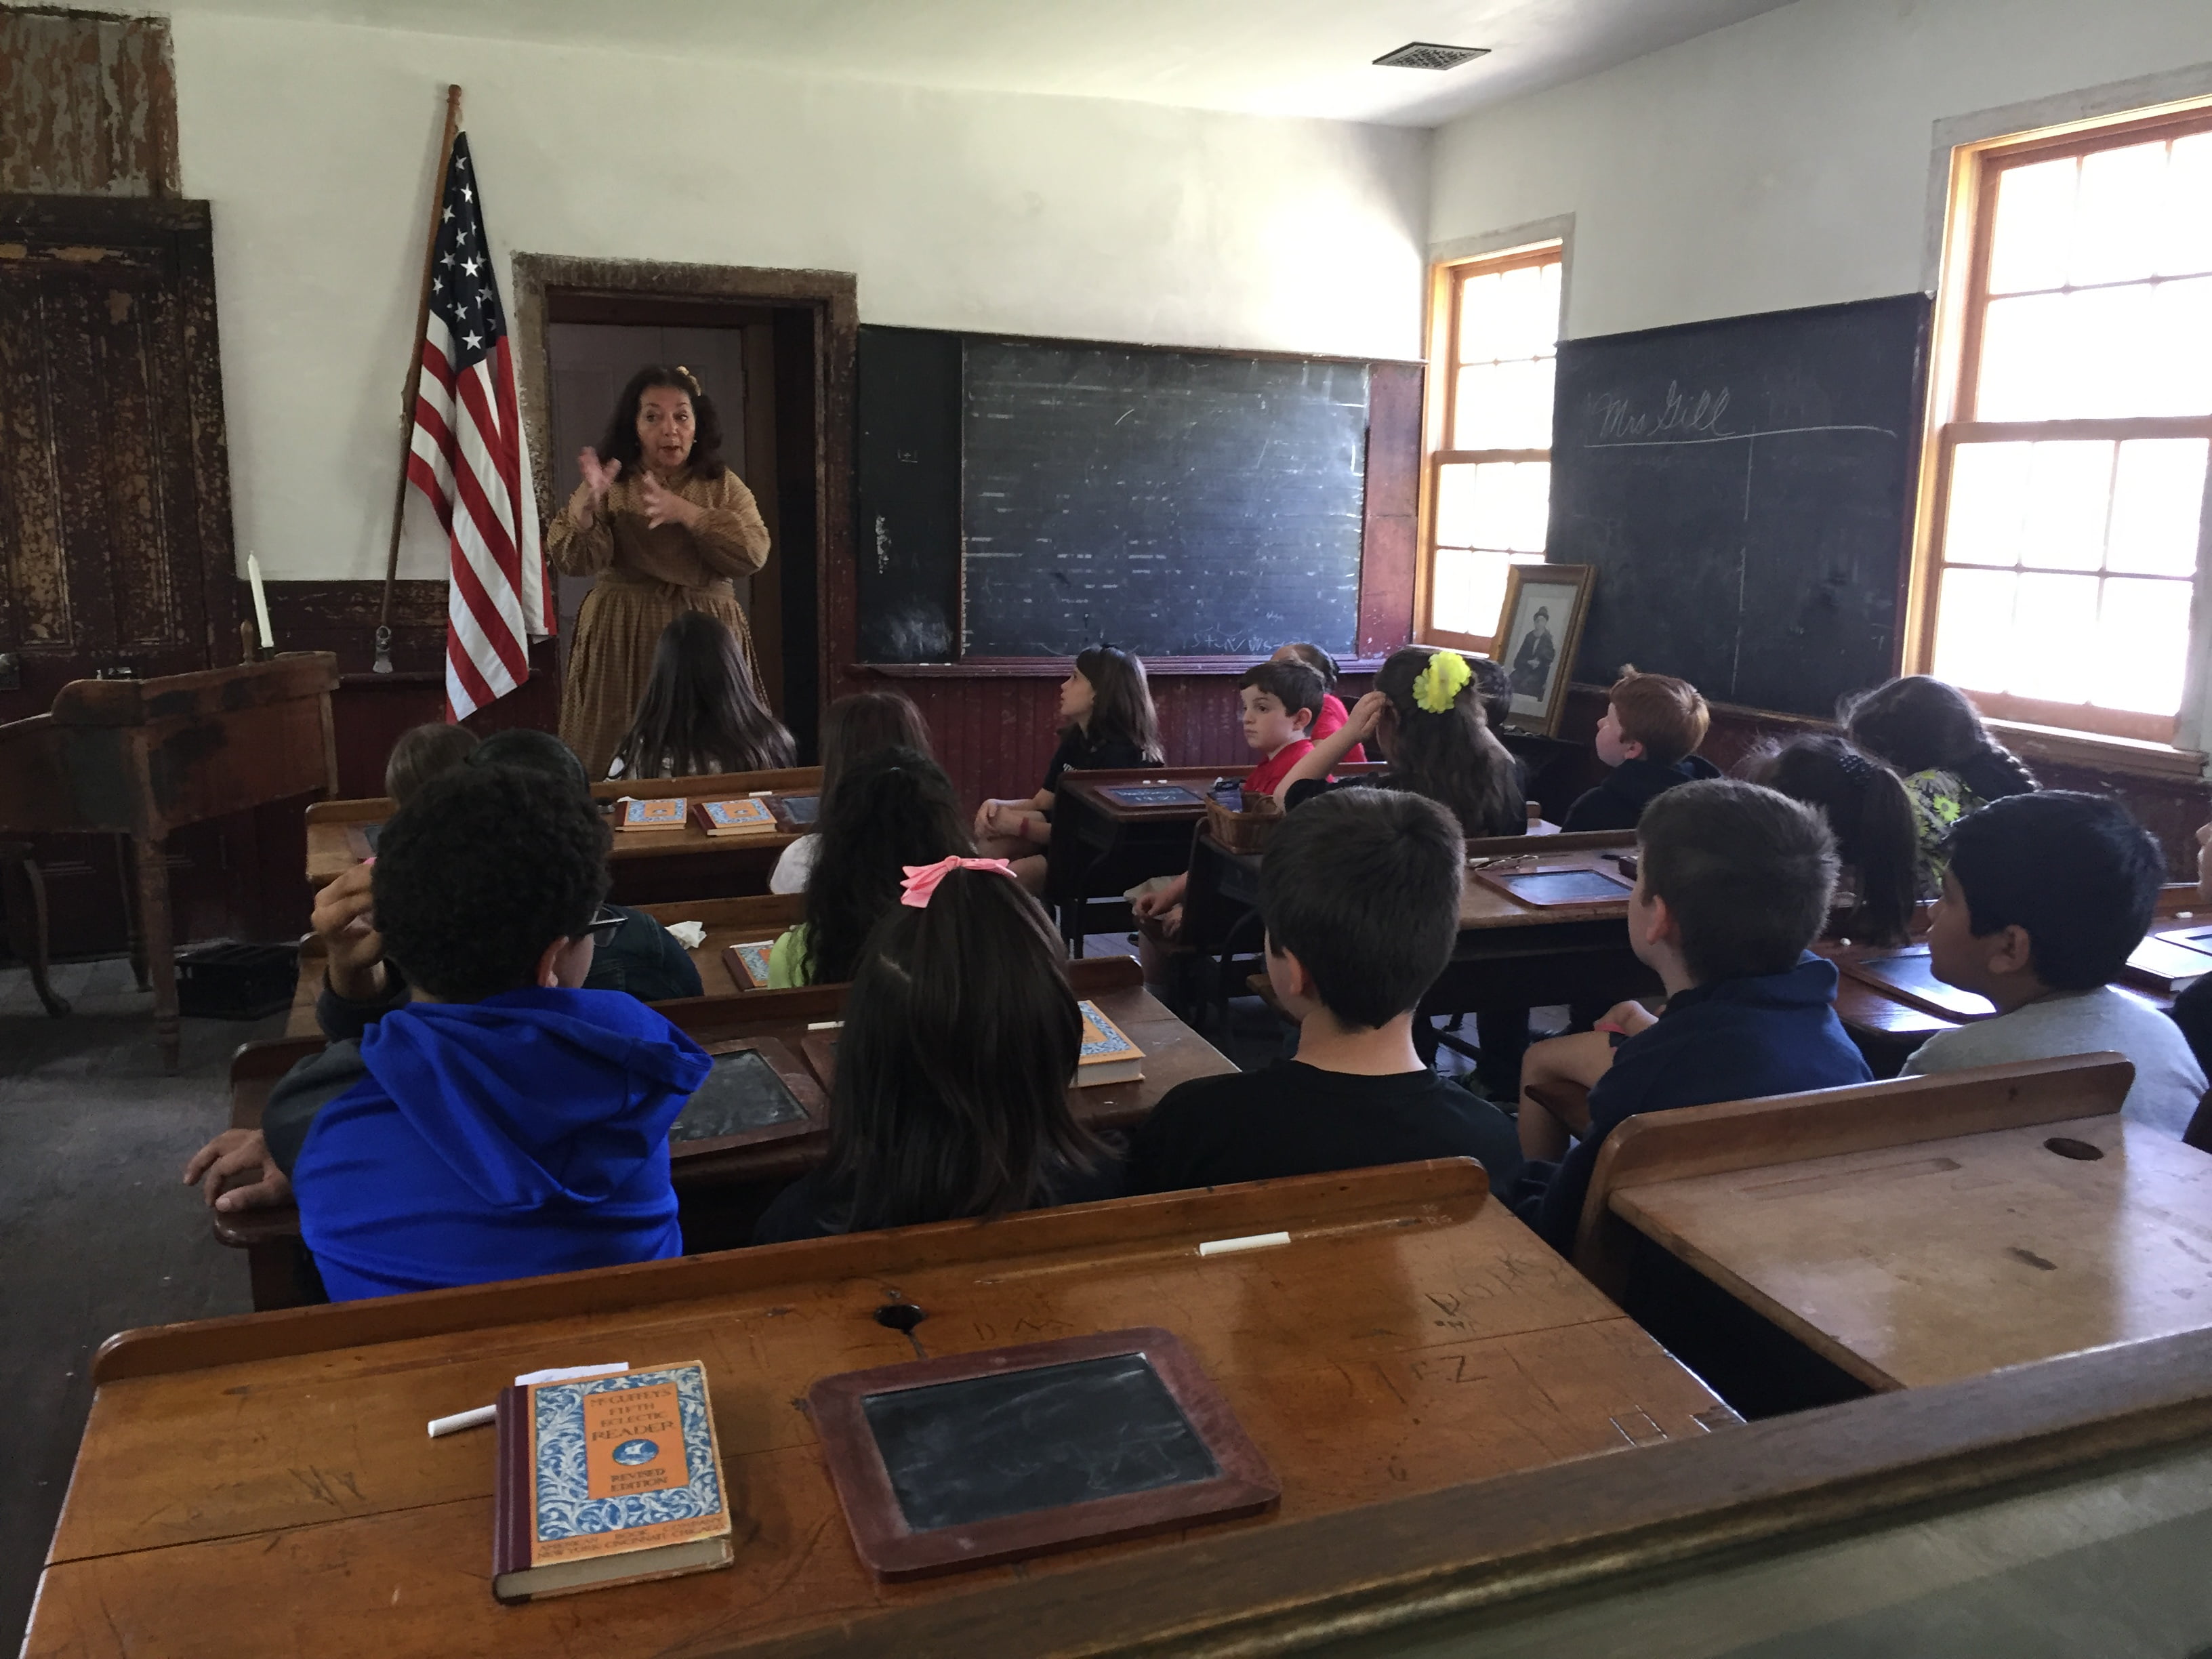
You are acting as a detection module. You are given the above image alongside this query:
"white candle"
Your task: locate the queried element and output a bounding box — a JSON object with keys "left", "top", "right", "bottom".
{"left": 246, "top": 553, "right": 274, "bottom": 650}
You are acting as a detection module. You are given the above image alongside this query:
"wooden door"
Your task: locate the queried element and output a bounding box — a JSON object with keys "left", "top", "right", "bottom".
{"left": 0, "top": 194, "right": 238, "bottom": 724}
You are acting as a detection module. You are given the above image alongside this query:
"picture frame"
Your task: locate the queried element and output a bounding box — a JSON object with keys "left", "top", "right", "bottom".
{"left": 1491, "top": 563, "right": 1594, "bottom": 737}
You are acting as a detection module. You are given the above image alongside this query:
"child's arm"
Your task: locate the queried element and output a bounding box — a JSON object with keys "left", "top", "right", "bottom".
{"left": 1281, "top": 691, "right": 1386, "bottom": 792}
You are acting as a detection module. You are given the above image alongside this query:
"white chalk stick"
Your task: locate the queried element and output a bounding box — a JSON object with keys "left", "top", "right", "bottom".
{"left": 428, "top": 1362, "right": 630, "bottom": 1437}
{"left": 1198, "top": 1231, "right": 1290, "bottom": 1257}
{"left": 427, "top": 1404, "right": 497, "bottom": 1438}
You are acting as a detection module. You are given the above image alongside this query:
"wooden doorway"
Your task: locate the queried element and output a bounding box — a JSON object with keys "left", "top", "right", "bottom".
{"left": 511, "top": 259, "right": 855, "bottom": 760}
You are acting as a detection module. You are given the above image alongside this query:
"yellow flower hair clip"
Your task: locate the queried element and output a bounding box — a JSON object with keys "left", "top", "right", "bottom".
{"left": 1411, "top": 649, "right": 1473, "bottom": 714}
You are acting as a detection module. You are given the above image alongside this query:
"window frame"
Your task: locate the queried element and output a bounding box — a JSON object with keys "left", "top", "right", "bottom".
{"left": 1416, "top": 240, "right": 1564, "bottom": 655}
{"left": 1909, "top": 99, "right": 2212, "bottom": 747}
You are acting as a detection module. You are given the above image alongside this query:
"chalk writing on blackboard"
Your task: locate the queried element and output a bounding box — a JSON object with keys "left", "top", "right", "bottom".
{"left": 1589, "top": 382, "right": 1897, "bottom": 449}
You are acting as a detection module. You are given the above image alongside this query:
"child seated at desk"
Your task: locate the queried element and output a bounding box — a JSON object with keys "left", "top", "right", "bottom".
{"left": 1561, "top": 668, "right": 1719, "bottom": 832}
{"left": 766, "top": 747, "right": 970, "bottom": 986}
{"left": 1841, "top": 674, "right": 2037, "bottom": 894}
{"left": 188, "top": 766, "right": 712, "bottom": 1299}
{"left": 606, "top": 609, "right": 796, "bottom": 780}
{"left": 753, "top": 861, "right": 1124, "bottom": 1242}
{"left": 1902, "top": 791, "right": 2204, "bottom": 1134}
{"left": 1129, "top": 789, "right": 1521, "bottom": 1194}
{"left": 1511, "top": 780, "right": 1872, "bottom": 1254}
{"left": 1272, "top": 641, "right": 1366, "bottom": 764}
{"left": 2169, "top": 821, "right": 2212, "bottom": 1080}
{"left": 1281, "top": 646, "right": 1524, "bottom": 837}
{"left": 770, "top": 689, "right": 930, "bottom": 894}
{"left": 383, "top": 720, "right": 479, "bottom": 802}
{"left": 972, "top": 644, "right": 1164, "bottom": 890}
{"left": 1744, "top": 733, "right": 1919, "bottom": 943}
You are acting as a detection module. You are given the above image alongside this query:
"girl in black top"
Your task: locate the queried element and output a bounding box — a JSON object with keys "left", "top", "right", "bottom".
{"left": 1279, "top": 644, "right": 1524, "bottom": 838}
{"left": 972, "top": 644, "right": 1164, "bottom": 888}
{"left": 752, "top": 863, "right": 1126, "bottom": 1244}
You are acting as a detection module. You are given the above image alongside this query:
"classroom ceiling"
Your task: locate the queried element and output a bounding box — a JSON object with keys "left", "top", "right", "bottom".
{"left": 164, "top": 0, "right": 1798, "bottom": 126}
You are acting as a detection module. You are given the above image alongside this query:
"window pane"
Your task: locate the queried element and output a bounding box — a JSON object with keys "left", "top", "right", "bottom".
{"left": 1436, "top": 461, "right": 1551, "bottom": 554}
{"left": 1454, "top": 359, "right": 1553, "bottom": 449}
{"left": 1986, "top": 156, "right": 2076, "bottom": 295}
{"left": 1433, "top": 462, "right": 1481, "bottom": 546}
{"left": 2009, "top": 571, "right": 2103, "bottom": 701}
{"left": 1455, "top": 270, "right": 1504, "bottom": 363}
{"left": 1977, "top": 283, "right": 2211, "bottom": 419}
{"left": 1931, "top": 566, "right": 2018, "bottom": 694}
{"left": 2107, "top": 438, "right": 2210, "bottom": 576}
{"left": 1430, "top": 546, "right": 1511, "bottom": 638}
{"left": 2164, "top": 133, "right": 2212, "bottom": 278}
{"left": 2089, "top": 575, "right": 2193, "bottom": 713}
{"left": 1944, "top": 442, "right": 2032, "bottom": 566}
{"left": 2018, "top": 441, "right": 2113, "bottom": 572}
{"left": 2070, "top": 140, "right": 2168, "bottom": 289}
{"left": 1974, "top": 291, "right": 2067, "bottom": 419}
{"left": 2146, "top": 276, "right": 2212, "bottom": 417}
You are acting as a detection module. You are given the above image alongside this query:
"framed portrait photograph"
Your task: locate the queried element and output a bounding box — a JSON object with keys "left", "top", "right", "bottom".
{"left": 1493, "top": 564, "right": 1593, "bottom": 737}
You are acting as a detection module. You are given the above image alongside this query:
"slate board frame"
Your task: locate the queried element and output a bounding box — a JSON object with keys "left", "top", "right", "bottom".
{"left": 809, "top": 1326, "right": 1280, "bottom": 1579}
{"left": 851, "top": 325, "right": 1425, "bottom": 674}
{"left": 665, "top": 1036, "right": 826, "bottom": 1161}
{"left": 1547, "top": 294, "right": 1933, "bottom": 718}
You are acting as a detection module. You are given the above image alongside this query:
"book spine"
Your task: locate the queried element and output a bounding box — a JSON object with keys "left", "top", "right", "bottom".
{"left": 491, "top": 1384, "right": 533, "bottom": 1583}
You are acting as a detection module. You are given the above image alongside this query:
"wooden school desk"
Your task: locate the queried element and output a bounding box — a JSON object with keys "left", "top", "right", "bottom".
{"left": 303, "top": 766, "right": 822, "bottom": 904}
{"left": 35, "top": 1160, "right": 1725, "bottom": 1659}
{"left": 1586, "top": 1054, "right": 2212, "bottom": 1391}
{"left": 218, "top": 956, "right": 1232, "bottom": 1308}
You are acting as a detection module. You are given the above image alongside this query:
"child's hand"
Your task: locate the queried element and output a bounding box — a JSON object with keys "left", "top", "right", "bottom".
{"left": 311, "top": 863, "right": 386, "bottom": 1002}
{"left": 1345, "top": 689, "right": 1390, "bottom": 740}
{"left": 1594, "top": 999, "right": 1659, "bottom": 1038}
{"left": 974, "top": 800, "right": 1004, "bottom": 838}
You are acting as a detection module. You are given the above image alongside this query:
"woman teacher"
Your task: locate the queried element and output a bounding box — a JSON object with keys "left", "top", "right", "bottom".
{"left": 548, "top": 364, "right": 772, "bottom": 777}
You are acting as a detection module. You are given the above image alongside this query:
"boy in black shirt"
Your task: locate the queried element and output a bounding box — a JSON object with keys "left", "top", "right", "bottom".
{"left": 1129, "top": 789, "right": 1521, "bottom": 1192}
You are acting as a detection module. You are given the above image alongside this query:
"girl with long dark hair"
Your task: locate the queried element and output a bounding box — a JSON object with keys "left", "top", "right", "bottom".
{"left": 607, "top": 611, "right": 796, "bottom": 779}
{"left": 769, "top": 690, "right": 933, "bottom": 894}
{"left": 1744, "top": 733, "right": 1920, "bottom": 937}
{"left": 764, "top": 747, "right": 972, "bottom": 987}
{"left": 1841, "top": 676, "right": 2037, "bottom": 891}
{"left": 972, "top": 644, "right": 1165, "bottom": 888}
{"left": 1279, "top": 645, "right": 1524, "bottom": 838}
{"left": 753, "top": 862, "right": 1124, "bottom": 1242}
{"left": 547, "top": 363, "right": 773, "bottom": 777}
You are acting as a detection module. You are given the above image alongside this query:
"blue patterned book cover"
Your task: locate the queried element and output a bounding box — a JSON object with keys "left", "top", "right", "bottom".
{"left": 517, "top": 1361, "right": 729, "bottom": 1569}
{"left": 1076, "top": 1001, "right": 1143, "bottom": 1079}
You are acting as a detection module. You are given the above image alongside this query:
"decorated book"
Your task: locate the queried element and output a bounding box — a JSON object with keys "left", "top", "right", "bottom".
{"left": 492, "top": 1360, "right": 731, "bottom": 1603}
{"left": 722, "top": 939, "right": 778, "bottom": 990}
{"left": 1074, "top": 1000, "right": 1144, "bottom": 1087}
{"left": 617, "top": 797, "right": 689, "bottom": 832}
{"left": 694, "top": 796, "right": 779, "bottom": 838}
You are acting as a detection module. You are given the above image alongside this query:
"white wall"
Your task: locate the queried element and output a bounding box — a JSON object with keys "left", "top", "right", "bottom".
{"left": 1431, "top": 0, "right": 2212, "bottom": 341}
{"left": 169, "top": 11, "right": 1429, "bottom": 580}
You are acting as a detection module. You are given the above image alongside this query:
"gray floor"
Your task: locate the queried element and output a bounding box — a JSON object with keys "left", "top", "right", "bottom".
{"left": 0, "top": 960, "right": 284, "bottom": 1654}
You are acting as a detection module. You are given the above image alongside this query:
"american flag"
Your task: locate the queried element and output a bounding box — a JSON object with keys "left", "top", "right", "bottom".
{"left": 406, "top": 131, "right": 547, "bottom": 720}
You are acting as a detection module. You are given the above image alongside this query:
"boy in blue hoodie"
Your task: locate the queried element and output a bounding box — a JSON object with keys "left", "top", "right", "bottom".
{"left": 1513, "top": 779, "right": 1871, "bottom": 1254}
{"left": 185, "top": 766, "right": 710, "bottom": 1300}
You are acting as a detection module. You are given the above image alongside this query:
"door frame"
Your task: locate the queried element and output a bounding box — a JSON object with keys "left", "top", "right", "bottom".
{"left": 508, "top": 255, "right": 856, "bottom": 755}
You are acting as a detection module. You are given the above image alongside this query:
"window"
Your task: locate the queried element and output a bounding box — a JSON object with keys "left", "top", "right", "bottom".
{"left": 1418, "top": 243, "right": 1563, "bottom": 652}
{"left": 1914, "top": 106, "right": 2212, "bottom": 744}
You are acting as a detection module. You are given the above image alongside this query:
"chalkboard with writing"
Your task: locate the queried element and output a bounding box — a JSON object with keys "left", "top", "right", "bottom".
{"left": 1547, "top": 294, "right": 1931, "bottom": 716}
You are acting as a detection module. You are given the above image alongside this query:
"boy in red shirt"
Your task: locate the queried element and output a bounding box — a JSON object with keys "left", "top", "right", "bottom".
{"left": 1272, "top": 642, "right": 1366, "bottom": 764}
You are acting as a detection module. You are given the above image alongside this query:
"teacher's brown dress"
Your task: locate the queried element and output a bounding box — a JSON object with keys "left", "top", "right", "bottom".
{"left": 547, "top": 467, "right": 771, "bottom": 777}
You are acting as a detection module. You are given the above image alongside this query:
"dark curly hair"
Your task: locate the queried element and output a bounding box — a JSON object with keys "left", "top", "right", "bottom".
{"left": 799, "top": 747, "right": 972, "bottom": 985}
{"left": 819, "top": 868, "right": 1110, "bottom": 1233}
{"left": 373, "top": 766, "right": 609, "bottom": 1001}
{"left": 1841, "top": 676, "right": 2037, "bottom": 803}
{"left": 1371, "top": 646, "right": 1524, "bottom": 838}
{"left": 594, "top": 364, "right": 728, "bottom": 480}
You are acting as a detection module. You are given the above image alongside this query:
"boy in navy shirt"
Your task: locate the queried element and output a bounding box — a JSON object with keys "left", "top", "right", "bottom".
{"left": 1562, "top": 668, "right": 1719, "bottom": 832}
{"left": 1513, "top": 779, "right": 1871, "bottom": 1253}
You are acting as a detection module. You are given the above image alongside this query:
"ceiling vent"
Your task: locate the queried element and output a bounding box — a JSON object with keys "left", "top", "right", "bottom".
{"left": 1372, "top": 41, "right": 1490, "bottom": 70}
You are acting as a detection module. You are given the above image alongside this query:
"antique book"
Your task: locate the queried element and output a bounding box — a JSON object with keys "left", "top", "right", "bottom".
{"left": 1074, "top": 1000, "right": 1144, "bottom": 1087}
{"left": 491, "top": 1359, "right": 733, "bottom": 1603}
{"left": 722, "top": 938, "right": 778, "bottom": 990}
{"left": 693, "top": 796, "right": 779, "bottom": 838}
{"left": 617, "top": 797, "right": 689, "bottom": 832}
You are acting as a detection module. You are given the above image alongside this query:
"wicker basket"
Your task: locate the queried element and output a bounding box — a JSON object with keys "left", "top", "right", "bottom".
{"left": 1204, "top": 790, "right": 1285, "bottom": 854}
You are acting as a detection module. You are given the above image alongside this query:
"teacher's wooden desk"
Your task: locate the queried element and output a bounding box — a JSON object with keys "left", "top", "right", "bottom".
{"left": 222, "top": 956, "right": 1232, "bottom": 1307}
{"left": 1591, "top": 1055, "right": 2212, "bottom": 1391}
{"left": 303, "top": 766, "right": 821, "bottom": 904}
{"left": 36, "top": 1160, "right": 1724, "bottom": 1659}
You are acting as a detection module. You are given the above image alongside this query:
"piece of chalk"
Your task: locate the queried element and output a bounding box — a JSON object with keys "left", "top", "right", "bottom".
{"left": 428, "top": 1404, "right": 497, "bottom": 1438}
{"left": 1198, "top": 1231, "right": 1290, "bottom": 1257}
{"left": 806, "top": 1019, "right": 844, "bottom": 1031}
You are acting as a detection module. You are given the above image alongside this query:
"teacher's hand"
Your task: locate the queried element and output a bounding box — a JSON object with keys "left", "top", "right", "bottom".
{"left": 578, "top": 447, "right": 621, "bottom": 506}
{"left": 639, "top": 473, "right": 700, "bottom": 530}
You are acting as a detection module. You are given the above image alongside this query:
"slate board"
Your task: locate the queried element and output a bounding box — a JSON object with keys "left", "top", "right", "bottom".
{"left": 668, "top": 1049, "right": 805, "bottom": 1143}
{"left": 1548, "top": 294, "right": 1931, "bottom": 716}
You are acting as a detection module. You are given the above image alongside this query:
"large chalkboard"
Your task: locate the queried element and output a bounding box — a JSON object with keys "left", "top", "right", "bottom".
{"left": 853, "top": 327, "right": 1372, "bottom": 661}
{"left": 1548, "top": 294, "right": 1931, "bottom": 716}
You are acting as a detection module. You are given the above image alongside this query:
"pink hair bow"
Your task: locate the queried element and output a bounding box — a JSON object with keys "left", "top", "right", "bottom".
{"left": 899, "top": 855, "right": 1019, "bottom": 908}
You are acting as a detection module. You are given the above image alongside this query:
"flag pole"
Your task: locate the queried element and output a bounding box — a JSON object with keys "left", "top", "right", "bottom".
{"left": 373, "top": 83, "right": 464, "bottom": 676}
